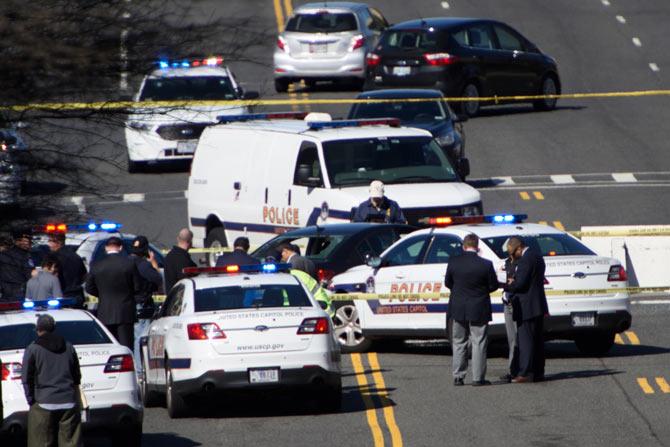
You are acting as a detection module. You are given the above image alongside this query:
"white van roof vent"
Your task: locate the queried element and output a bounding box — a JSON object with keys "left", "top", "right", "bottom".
{"left": 304, "top": 112, "right": 332, "bottom": 122}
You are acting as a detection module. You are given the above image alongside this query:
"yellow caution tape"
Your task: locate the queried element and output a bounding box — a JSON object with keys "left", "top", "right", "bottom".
{"left": 4, "top": 89, "right": 670, "bottom": 112}
{"left": 570, "top": 228, "right": 670, "bottom": 238}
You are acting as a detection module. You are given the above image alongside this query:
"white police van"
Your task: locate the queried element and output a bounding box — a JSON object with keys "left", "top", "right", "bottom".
{"left": 187, "top": 113, "right": 482, "bottom": 260}
{"left": 124, "top": 56, "right": 258, "bottom": 172}
{"left": 330, "top": 215, "right": 632, "bottom": 354}
{"left": 139, "top": 263, "right": 342, "bottom": 418}
{"left": 0, "top": 299, "right": 143, "bottom": 445}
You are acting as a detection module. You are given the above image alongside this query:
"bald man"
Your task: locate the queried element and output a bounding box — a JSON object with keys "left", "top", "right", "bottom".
{"left": 163, "top": 229, "right": 196, "bottom": 292}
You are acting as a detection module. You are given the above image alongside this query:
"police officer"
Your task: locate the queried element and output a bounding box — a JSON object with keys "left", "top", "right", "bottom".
{"left": 47, "top": 233, "right": 87, "bottom": 308}
{"left": 0, "top": 229, "right": 35, "bottom": 301}
{"left": 351, "top": 180, "right": 406, "bottom": 224}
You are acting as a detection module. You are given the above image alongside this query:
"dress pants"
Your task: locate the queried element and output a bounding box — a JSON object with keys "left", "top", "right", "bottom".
{"left": 106, "top": 323, "right": 134, "bottom": 351}
{"left": 503, "top": 302, "right": 519, "bottom": 376}
{"left": 28, "top": 404, "right": 82, "bottom": 447}
{"left": 451, "top": 319, "right": 488, "bottom": 382}
{"left": 517, "top": 316, "right": 545, "bottom": 378}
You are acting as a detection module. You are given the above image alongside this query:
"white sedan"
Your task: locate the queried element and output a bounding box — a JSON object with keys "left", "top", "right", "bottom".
{"left": 139, "top": 263, "right": 342, "bottom": 418}
{"left": 330, "top": 215, "right": 632, "bottom": 354}
{"left": 0, "top": 300, "right": 142, "bottom": 445}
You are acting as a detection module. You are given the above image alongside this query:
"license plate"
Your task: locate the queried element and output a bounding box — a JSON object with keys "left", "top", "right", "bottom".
{"left": 309, "top": 43, "right": 328, "bottom": 54}
{"left": 571, "top": 312, "right": 596, "bottom": 327}
{"left": 393, "top": 66, "right": 411, "bottom": 76}
{"left": 249, "top": 368, "right": 279, "bottom": 383}
{"left": 176, "top": 140, "right": 197, "bottom": 154}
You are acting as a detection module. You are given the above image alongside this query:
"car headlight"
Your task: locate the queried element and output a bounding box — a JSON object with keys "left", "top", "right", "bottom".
{"left": 128, "top": 121, "right": 151, "bottom": 132}
{"left": 462, "top": 204, "right": 481, "bottom": 216}
{"left": 436, "top": 131, "right": 455, "bottom": 147}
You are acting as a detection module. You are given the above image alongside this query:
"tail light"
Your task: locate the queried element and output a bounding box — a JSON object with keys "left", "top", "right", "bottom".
{"left": 297, "top": 317, "right": 330, "bottom": 334}
{"left": 350, "top": 35, "right": 365, "bottom": 51}
{"left": 424, "top": 53, "right": 458, "bottom": 66}
{"left": 366, "top": 53, "right": 381, "bottom": 67}
{"left": 317, "top": 268, "right": 335, "bottom": 284}
{"left": 608, "top": 265, "right": 627, "bottom": 282}
{"left": 277, "top": 36, "right": 288, "bottom": 52}
{"left": 187, "top": 323, "right": 226, "bottom": 340}
{"left": 1, "top": 362, "right": 22, "bottom": 380}
{"left": 104, "top": 355, "right": 134, "bottom": 373}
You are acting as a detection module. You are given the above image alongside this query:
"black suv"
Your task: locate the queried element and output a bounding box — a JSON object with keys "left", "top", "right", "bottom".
{"left": 365, "top": 17, "right": 560, "bottom": 116}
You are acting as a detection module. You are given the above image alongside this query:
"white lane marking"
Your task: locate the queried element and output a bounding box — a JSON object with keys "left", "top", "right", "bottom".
{"left": 616, "top": 15, "right": 626, "bottom": 24}
{"left": 612, "top": 172, "right": 637, "bottom": 183}
{"left": 649, "top": 63, "right": 660, "bottom": 72}
{"left": 601, "top": 0, "right": 610, "bottom": 5}
{"left": 493, "top": 176, "right": 515, "bottom": 185}
{"left": 550, "top": 174, "right": 576, "bottom": 184}
{"left": 123, "top": 193, "right": 145, "bottom": 202}
{"left": 632, "top": 37, "right": 642, "bottom": 47}
{"left": 441, "top": 1, "right": 450, "bottom": 8}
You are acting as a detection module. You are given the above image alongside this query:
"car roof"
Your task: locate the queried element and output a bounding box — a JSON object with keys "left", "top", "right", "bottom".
{"left": 267, "top": 223, "right": 411, "bottom": 237}
{"left": 390, "top": 17, "right": 485, "bottom": 30}
{"left": 190, "top": 272, "right": 302, "bottom": 290}
{"left": 297, "top": 2, "right": 368, "bottom": 12}
{"left": 147, "top": 66, "right": 230, "bottom": 79}
{"left": 356, "top": 89, "right": 444, "bottom": 99}
{"left": 0, "top": 308, "right": 95, "bottom": 326}
{"left": 410, "top": 223, "right": 566, "bottom": 238}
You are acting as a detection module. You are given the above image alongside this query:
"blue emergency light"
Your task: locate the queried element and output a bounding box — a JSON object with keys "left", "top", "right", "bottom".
{"left": 217, "top": 112, "right": 307, "bottom": 123}
{"left": 157, "top": 56, "right": 224, "bottom": 70}
{"left": 182, "top": 263, "right": 292, "bottom": 275}
{"left": 307, "top": 118, "right": 400, "bottom": 130}
{"left": 485, "top": 214, "right": 527, "bottom": 224}
{"left": 19, "top": 298, "right": 76, "bottom": 310}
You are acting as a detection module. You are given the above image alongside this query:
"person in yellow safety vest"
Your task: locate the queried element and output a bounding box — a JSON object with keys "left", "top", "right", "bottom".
{"left": 290, "top": 268, "right": 333, "bottom": 317}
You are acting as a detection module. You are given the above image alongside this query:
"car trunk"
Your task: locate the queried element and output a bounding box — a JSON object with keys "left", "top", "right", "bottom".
{"left": 76, "top": 344, "right": 121, "bottom": 391}
{"left": 285, "top": 32, "right": 354, "bottom": 59}
{"left": 544, "top": 256, "right": 619, "bottom": 293}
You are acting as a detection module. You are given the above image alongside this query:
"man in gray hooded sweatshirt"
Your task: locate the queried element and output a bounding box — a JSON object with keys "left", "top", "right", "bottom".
{"left": 21, "top": 314, "right": 82, "bottom": 447}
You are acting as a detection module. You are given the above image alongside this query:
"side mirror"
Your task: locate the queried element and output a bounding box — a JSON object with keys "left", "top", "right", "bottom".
{"left": 297, "top": 164, "right": 322, "bottom": 187}
{"left": 366, "top": 256, "right": 382, "bottom": 268}
{"left": 137, "top": 305, "right": 155, "bottom": 320}
{"left": 242, "top": 91, "right": 260, "bottom": 100}
{"left": 458, "top": 158, "right": 470, "bottom": 178}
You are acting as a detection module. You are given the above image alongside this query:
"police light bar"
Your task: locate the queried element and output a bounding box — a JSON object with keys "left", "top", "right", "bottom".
{"left": 39, "top": 221, "right": 122, "bottom": 234}
{"left": 157, "top": 56, "right": 224, "bottom": 69}
{"left": 307, "top": 118, "right": 401, "bottom": 130}
{"left": 217, "top": 112, "right": 307, "bottom": 123}
{"left": 182, "top": 263, "right": 291, "bottom": 275}
{"left": 418, "top": 214, "right": 527, "bottom": 226}
{"left": 0, "top": 298, "right": 76, "bottom": 312}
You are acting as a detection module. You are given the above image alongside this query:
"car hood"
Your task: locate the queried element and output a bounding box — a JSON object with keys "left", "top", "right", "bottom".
{"left": 403, "top": 120, "right": 451, "bottom": 136}
{"left": 334, "top": 183, "right": 480, "bottom": 207}
{"left": 331, "top": 264, "right": 374, "bottom": 287}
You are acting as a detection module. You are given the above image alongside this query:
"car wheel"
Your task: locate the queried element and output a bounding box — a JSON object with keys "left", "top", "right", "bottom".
{"left": 140, "top": 353, "right": 161, "bottom": 407}
{"left": 458, "top": 82, "right": 481, "bottom": 117}
{"left": 332, "top": 303, "right": 372, "bottom": 353}
{"left": 112, "top": 425, "right": 142, "bottom": 447}
{"left": 350, "top": 78, "right": 365, "bottom": 91}
{"left": 127, "top": 158, "right": 142, "bottom": 174}
{"left": 205, "top": 227, "right": 228, "bottom": 267}
{"left": 575, "top": 332, "right": 615, "bottom": 355}
{"left": 274, "top": 78, "right": 289, "bottom": 93}
{"left": 317, "top": 383, "right": 342, "bottom": 413}
{"left": 166, "top": 368, "right": 188, "bottom": 418}
{"left": 533, "top": 75, "right": 558, "bottom": 111}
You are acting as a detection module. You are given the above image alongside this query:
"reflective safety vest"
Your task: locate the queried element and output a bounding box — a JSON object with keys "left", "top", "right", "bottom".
{"left": 291, "top": 269, "right": 333, "bottom": 317}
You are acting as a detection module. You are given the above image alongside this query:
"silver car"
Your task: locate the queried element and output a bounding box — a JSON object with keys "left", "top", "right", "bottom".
{"left": 273, "top": 2, "right": 388, "bottom": 92}
{"left": 0, "top": 128, "right": 27, "bottom": 206}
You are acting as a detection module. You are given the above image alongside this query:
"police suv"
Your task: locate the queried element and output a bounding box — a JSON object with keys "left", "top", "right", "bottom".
{"left": 125, "top": 56, "right": 258, "bottom": 172}
{"left": 330, "top": 215, "right": 632, "bottom": 354}
{"left": 188, "top": 112, "right": 482, "bottom": 257}
{"left": 139, "top": 263, "right": 342, "bottom": 418}
{"left": 0, "top": 300, "right": 143, "bottom": 445}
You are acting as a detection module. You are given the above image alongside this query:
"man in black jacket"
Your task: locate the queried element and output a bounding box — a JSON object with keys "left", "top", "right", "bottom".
{"left": 0, "top": 229, "right": 34, "bottom": 301}
{"left": 164, "top": 228, "right": 196, "bottom": 292}
{"left": 47, "top": 233, "right": 87, "bottom": 308}
{"left": 279, "top": 243, "right": 317, "bottom": 279}
{"left": 85, "top": 237, "right": 141, "bottom": 350}
{"left": 445, "top": 234, "right": 499, "bottom": 386}
{"left": 216, "top": 237, "right": 258, "bottom": 266}
{"left": 500, "top": 243, "right": 520, "bottom": 383}
{"left": 504, "top": 236, "right": 549, "bottom": 383}
{"left": 22, "top": 314, "right": 82, "bottom": 447}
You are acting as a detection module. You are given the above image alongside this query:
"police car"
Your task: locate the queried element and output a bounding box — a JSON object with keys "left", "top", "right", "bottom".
{"left": 125, "top": 56, "right": 259, "bottom": 172}
{"left": 0, "top": 299, "right": 143, "bottom": 445}
{"left": 139, "top": 263, "right": 342, "bottom": 418}
{"left": 330, "top": 214, "right": 632, "bottom": 354}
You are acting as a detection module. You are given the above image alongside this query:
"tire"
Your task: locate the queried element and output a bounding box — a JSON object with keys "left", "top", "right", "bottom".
{"left": 112, "top": 425, "right": 142, "bottom": 447}
{"left": 575, "top": 332, "right": 615, "bottom": 355}
{"left": 351, "top": 78, "right": 365, "bottom": 91}
{"left": 166, "top": 368, "right": 188, "bottom": 418}
{"left": 204, "top": 226, "right": 228, "bottom": 267}
{"left": 274, "top": 78, "right": 289, "bottom": 93}
{"left": 127, "top": 158, "right": 142, "bottom": 174}
{"left": 318, "top": 384, "right": 342, "bottom": 413}
{"left": 140, "top": 353, "right": 161, "bottom": 408}
{"left": 533, "top": 75, "right": 559, "bottom": 111}
{"left": 457, "top": 82, "right": 481, "bottom": 117}
{"left": 332, "top": 303, "right": 372, "bottom": 353}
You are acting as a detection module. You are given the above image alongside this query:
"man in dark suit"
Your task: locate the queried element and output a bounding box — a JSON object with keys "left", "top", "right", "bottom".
{"left": 164, "top": 228, "right": 196, "bottom": 292}
{"left": 445, "top": 234, "right": 499, "bottom": 386}
{"left": 279, "top": 243, "right": 317, "bottom": 279}
{"left": 504, "top": 236, "right": 549, "bottom": 383}
{"left": 500, "top": 245, "right": 520, "bottom": 383}
{"left": 85, "top": 237, "right": 141, "bottom": 350}
{"left": 216, "top": 237, "right": 258, "bottom": 266}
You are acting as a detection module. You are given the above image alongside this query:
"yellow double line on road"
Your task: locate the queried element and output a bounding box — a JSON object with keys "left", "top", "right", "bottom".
{"left": 351, "top": 353, "right": 403, "bottom": 447}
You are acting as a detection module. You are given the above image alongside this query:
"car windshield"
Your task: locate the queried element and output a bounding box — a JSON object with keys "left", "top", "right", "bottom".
{"left": 380, "top": 29, "right": 443, "bottom": 51}
{"left": 322, "top": 136, "right": 459, "bottom": 187}
{"left": 139, "top": 76, "right": 236, "bottom": 101}
{"left": 253, "top": 234, "right": 350, "bottom": 262}
{"left": 349, "top": 100, "right": 447, "bottom": 124}
{"left": 0, "top": 321, "right": 111, "bottom": 350}
{"left": 482, "top": 233, "right": 597, "bottom": 259}
{"left": 286, "top": 12, "right": 358, "bottom": 33}
{"left": 194, "top": 284, "right": 313, "bottom": 312}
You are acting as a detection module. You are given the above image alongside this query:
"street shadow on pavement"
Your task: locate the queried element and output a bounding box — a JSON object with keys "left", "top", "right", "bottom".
{"left": 474, "top": 104, "right": 586, "bottom": 118}
{"left": 540, "top": 368, "right": 622, "bottom": 383}
{"left": 84, "top": 433, "right": 201, "bottom": 447}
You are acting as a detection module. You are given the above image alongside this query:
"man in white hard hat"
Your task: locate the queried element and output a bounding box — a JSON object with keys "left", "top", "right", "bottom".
{"left": 351, "top": 180, "right": 406, "bottom": 224}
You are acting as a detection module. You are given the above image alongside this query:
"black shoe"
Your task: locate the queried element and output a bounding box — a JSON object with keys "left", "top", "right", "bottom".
{"left": 472, "top": 380, "right": 492, "bottom": 386}
{"left": 499, "top": 374, "right": 513, "bottom": 383}
{"left": 533, "top": 375, "right": 545, "bottom": 383}
{"left": 454, "top": 377, "right": 465, "bottom": 386}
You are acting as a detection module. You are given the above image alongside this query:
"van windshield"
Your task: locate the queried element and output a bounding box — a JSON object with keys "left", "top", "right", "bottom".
{"left": 322, "top": 136, "right": 459, "bottom": 187}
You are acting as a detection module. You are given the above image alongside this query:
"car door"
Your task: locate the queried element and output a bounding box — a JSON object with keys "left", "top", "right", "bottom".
{"left": 287, "top": 139, "right": 328, "bottom": 226}
{"left": 491, "top": 24, "right": 539, "bottom": 96}
{"left": 372, "top": 235, "right": 431, "bottom": 294}
{"left": 462, "top": 23, "right": 507, "bottom": 96}
{"left": 147, "top": 284, "right": 184, "bottom": 385}
{"left": 421, "top": 234, "right": 464, "bottom": 326}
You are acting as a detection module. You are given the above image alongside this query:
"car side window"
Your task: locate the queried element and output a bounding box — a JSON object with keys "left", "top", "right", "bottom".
{"left": 493, "top": 25, "right": 524, "bottom": 51}
{"left": 424, "top": 235, "right": 463, "bottom": 264}
{"left": 465, "top": 24, "right": 495, "bottom": 50}
{"left": 167, "top": 285, "right": 185, "bottom": 316}
{"left": 383, "top": 236, "right": 429, "bottom": 266}
{"left": 293, "top": 141, "right": 324, "bottom": 187}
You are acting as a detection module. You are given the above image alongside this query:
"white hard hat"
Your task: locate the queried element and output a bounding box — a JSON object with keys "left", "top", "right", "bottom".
{"left": 369, "top": 180, "right": 384, "bottom": 198}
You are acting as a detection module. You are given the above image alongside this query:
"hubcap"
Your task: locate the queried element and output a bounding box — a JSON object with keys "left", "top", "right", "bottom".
{"left": 463, "top": 84, "right": 479, "bottom": 115}
{"left": 543, "top": 78, "right": 557, "bottom": 107}
{"left": 332, "top": 305, "right": 365, "bottom": 347}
